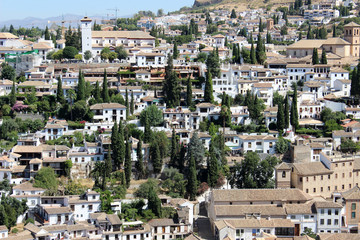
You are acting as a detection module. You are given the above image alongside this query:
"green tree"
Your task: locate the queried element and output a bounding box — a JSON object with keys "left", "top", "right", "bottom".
{"left": 0, "top": 63, "right": 15, "bottom": 80}
{"left": 125, "top": 136, "right": 132, "bottom": 188}
{"left": 148, "top": 187, "right": 162, "bottom": 217}
{"left": 118, "top": 121, "right": 125, "bottom": 167}
{"left": 290, "top": 84, "right": 299, "bottom": 130}
{"left": 250, "top": 42, "right": 257, "bottom": 64}
{"left": 144, "top": 111, "right": 152, "bottom": 143}
{"left": 229, "top": 152, "right": 278, "bottom": 188}
{"left": 207, "top": 143, "right": 219, "bottom": 188}
{"left": 102, "top": 69, "right": 110, "bottom": 103}
{"left": 230, "top": 9, "right": 237, "bottom": 18}
{"left": 62, "top": 46, "right": 78, "bottom": 59}
{"left": 33, "top": 167, "right": 58, "bottom": 195}
{"left": 125, "top": 88, "right": 129, "bottom": 119}
{"left": 333, "top": 24, "right": 337, "bottom": 37}
{"left": 173, "top": 42, "right": 179, "bottom": 59}
{"left": 94, "top": 81, "right": 102, "bottom": 103}
{"left": 204, "top": 71, "right": 214, "bottom": 103}
{"left": 130, "top": 91, "right": 134, "bottom": 115}
{"left": 301, "top": 228, "right": 317, "bottom": 239}
{"left": 259, "top": 18, "right": 263, "bottom": 32}
{"left": 256, "top": 33, "right": 266, "bottom": 64}
{"left": 206, "top": 49, "right": 220, "bottom": 78}
{"left": 187, "top": 155, "right": 198, "bottom": 201}
{"left": 341, "top": 138, "right": 360, "bottom": 153}
{"left": 282, "top": 95, "right": 289, "bottom": 128}
{"left": 186, "top": 76, "right": 192, "bottom": 107}
{"left": 56, "top": 76, "right": 65, "bottom": 104}
{"left": 321, "top": 50, "right": 327, "bottom": 64}
{"left": 64, "top": 159, "right": 73, "bottom": 177}
{"left": 351, "top": 66, "right": 359, "bottom": 97}
{"left": 9, "top": 79, "right": 16, "bottom": 106}
{"left": 307, "top": 25, "right": 314, "bottom": 39}
{"left": 44, "top": 26, "right": 50, "bottom": 40}
{"left": 25, "top": 87, "right": 37, "bottom": 105}
{"left": 170, "top": 129, "right": 179, "bottom": 167}
{"left": 77, "top": 69, "right": 86, "bottom": 101}
{"left": 277, "top": 100, "right": 285, "bottom": 134}
{"left": 312, "top": 48, "right": 319, "bottom": 65}
{"left": 151, "top": 141, "right": 162, "bottom": 174}
{"left": 140, "top": 105, "right": 163, "bottom": 127}
{"left": 115, "top": 46, "right": 128, "bottom": 60}
{"left": 111, "top": 122, "right": 121, "bottom": 169}
{"left": 84, "top": 50, "right": 92, "bottom": 61}
{"left": 163, "top": 54, "right": 181, "bottom": 107}
{"left": 276, "top": 137, "right": 289, "bottom": 154}
{"left": 135, "top": 138, "right": 145, "bottom": 179}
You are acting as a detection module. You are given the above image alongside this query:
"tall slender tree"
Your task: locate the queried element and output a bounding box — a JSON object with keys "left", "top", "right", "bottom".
{"left": 135, "top": 138, "right": 145, "bottom": 179}
{"left": 321, "top": 50, "right": 327, "bottom": 64}
{"left": 277, "top": 99, "right": 285, "bottom": 134}
{"left": 77, "top": 69, "right": 86, "bottom": 101}
{"left": 290, "top": 84, "right": 299, "bottom": 130}
{"left": 186, "top": 76, "right": 192, "bottom": 107}
{"left": 124, "top": 135, "right": 132, "bottom": 188}
{"left": 163, "top": 54, "right": 181, "bottom": 107}
{"left": 187, "top": 155, "right": 198, "bottom": 201}
{"left": 170, "top": 129, "right": 178, "bottom": 167}
{"left": 56, "top": 76, "right": 65, "bottom": 104}
{"left": 118, "top": 121, "right": 125, "bottom": 167}
{"left": 144, "top": 111, "right": 152, "bottom": 143}
{"left": 173, "top": 42, "right": 179, "bottom": 59}
{"left": 284, "top": 94, "right": 290, "bottom": 129}
{"left": 208, "top": 143, "right": 219, "bottom": 188}
{"left": 9, "top": 78, "right": 16, "bottom": 106}
{"left": 151, "top": 142, "right": 162, "bottom": 174}
{"left": 102, "top": 69, "right": 110, "bottom": 103}
{"left": 130, "top": 91, "right": 134, "bottom": 115}
{"left": 44, "top": 26, "right": 50, "bottom": 40}
{"left": 250, "top": 42, "right": 257, "bottom": 64}
{"left": 312, "top": 48, "right": 319, "bottom": 65}
{"left": 204, "top": 71, "right": 214, "bottom": 103}
{"left": 333, "top": 24, "right": 337, "bottom": 37}
{"left": 148, "top": 187, "right": 161, "bottom": 217}
{"left": 94, "top": 81, "right": 101, "bottom": 103}
{"left": 256, "top": 33, "right": 266, "bottom": 64}
{"left": 125, "top": 88, "right": 129, "bottom": 119}
{"left": 111, "top": 122, "right": 120, "bottom": 169}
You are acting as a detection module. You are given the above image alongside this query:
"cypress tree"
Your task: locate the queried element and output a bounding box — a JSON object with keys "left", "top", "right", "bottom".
{"left": 351, "top": 65, "right": 359, "bottom": 97}
{"left": 333, "top": 24, "right": 337, "bottom": 37}
{"left": 266, "top": 31, "right": 272, "bottom": 44}
{"left": 124, "top": 136, "right": 132, "bottom": 188}
{"left": 151, "top": 142, "right": 162, "bottom": 174}
{"left": 277, "top": 100, "right": 285, "bottom": 134}
{"left": 94, "top": 81, "right": 101, "bottom": 103}
{"left": 56, "top": 76, "right": 64, "bottom": 104}
{"left": 259, "top": 18, "right": 263, "bottom": 32}
{"left": 44, "top": 26, "right": 50, "bottom": 40}
{"left": 144, "top": 111, "right": 152, "bottom": 143}
{"left": 163, "top": 54, "right": 180, "bottom": 107}
{"left": 118, "top": 121, "right": 125, "bottom": 166}
{"left": 187, "top": 154, "right": 198, "bottom": 201}
{"left": 77, "top": 69, "right": 85, "bottom": 101}
{"left": 307, "top": 25, "right": 314, "bottom": 39}
{"left": 102, "top": 69, "right": 110, "bottom": 103}
{"left": 9, "top": 78, "right": 16, "bottom": 106}
{"left": 290, "top": 84, "right": 299, "bottom": 130}
{"left": 204, "top": 71, "right": 214, "bottom": 103}
{"left": 125, "top": 88, "right": 129, "bottom": 119}
{"left": 186, "top": 76, "right": 192, "bottom": 107}
{"left": 250, "top": 42, "right": 257, "bottom": 64}
{"left": 170, "top": 129, "right": 178, "bottom": 167}
{"left": 173, "top": 43, "right": 179, "bottom": 59}
{"left": 135, "top": 138, "right": 145, "bottom": 179}
{"left": 148, "top": 188, "right": 162, "bottom": 217}
{"left": 299, "top": 31, "right": 302, "bottom": 40}
{"left": 130, "top": 91, "right": 134, "bottom": 115}
{"left": 111, "top": 122, "right": 120, "bottom": 169}
{"left": 230, "top": 9, "right": 237, "bottom": 18}
{"left": 284, "top": 94, "right": 290, "bottom": 129}
{"left": 208, "top": 143, "right": 219, "bottom": 188}
{"left": 256, "top": 33, "right": 266, "bottom": 64}
{"left": 321, "top": 50, "right": 327, "bottom": 64}
{"left": 312, "top": 48, "right": 319, "bottom": 65}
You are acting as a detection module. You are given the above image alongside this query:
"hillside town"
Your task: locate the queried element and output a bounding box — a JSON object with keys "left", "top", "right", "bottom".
{"left": 2, "top": 0, "right": 360, "bottom": 239}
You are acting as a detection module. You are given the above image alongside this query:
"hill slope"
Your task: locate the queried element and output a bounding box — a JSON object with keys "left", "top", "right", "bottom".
{"left": 193, "top": 0, "right": 293, "bottom": 11}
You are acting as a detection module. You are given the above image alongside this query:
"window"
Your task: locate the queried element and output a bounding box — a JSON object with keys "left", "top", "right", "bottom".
{"left": 334, "top": 219, "right": 339, "bottom": 225}
{"left": 321, "top": 209, "right": 324, "bottom": 215}
{"left": 352, "top": 203, "right": 356, "bottom": 210}
{"left": 282, "top": 171, "right": 286, "bottom": 178}
{"left": 327, "top": 219, "right": 331, "bottom": 225}
{"left": 352, "top": 212, "right": 356, "bottom": 219}
{"left": 328, "top": 209, "right": 332, "bottom": 215}
{"left": 320, "top": 219, "right": 324, "bottom": 225}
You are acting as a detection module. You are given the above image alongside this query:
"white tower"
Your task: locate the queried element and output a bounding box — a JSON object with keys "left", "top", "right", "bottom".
{"left": 80, "top": 16, "right": 92, "bottom": 55}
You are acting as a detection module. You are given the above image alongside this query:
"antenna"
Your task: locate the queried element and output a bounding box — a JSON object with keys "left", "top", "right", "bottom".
{"left": 107, "top": 7, "right": 120, "bottom": 20}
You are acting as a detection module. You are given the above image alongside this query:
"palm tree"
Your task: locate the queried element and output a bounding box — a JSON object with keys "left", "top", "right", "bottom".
{"left": 67, "top": 89, "right": 76, "bottom": 121}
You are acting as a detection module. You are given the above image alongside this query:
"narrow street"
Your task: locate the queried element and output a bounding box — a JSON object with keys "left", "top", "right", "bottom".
{"left": 194, "top": 202, "right": 214, "bottom": 240}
